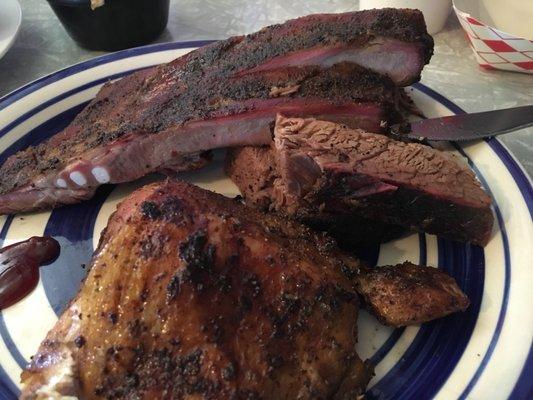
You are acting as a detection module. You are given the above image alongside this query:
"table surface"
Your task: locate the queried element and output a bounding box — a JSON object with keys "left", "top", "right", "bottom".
{"left": 1, "top": 0, "right": 532, "bottom": 178}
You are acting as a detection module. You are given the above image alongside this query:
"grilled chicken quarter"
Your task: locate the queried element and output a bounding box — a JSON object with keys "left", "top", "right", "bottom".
{"left": 20, "top": 180, "right": 470, "bottom": 398}
{"left": 20, "top": 180, "right": 373, "bottom": 399}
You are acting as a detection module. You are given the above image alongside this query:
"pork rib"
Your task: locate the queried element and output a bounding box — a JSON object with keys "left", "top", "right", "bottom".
{"left": 0, "top": 8, "right": 432, "bottom": 215}
{"left": 0, "top": 63, "right": 399, "bottom": 215}
{"left": 227, "top": 116, "right": 494, "bottom": 246}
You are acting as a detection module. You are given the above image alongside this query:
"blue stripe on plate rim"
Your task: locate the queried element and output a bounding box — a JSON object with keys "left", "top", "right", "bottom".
{"left": 454, "top": 150, "right": 509, "bottom": 400}
{"left": 412, "top": 83, "right": 531, "bottom": 399}
{"left": 0, "top": 41, "right": 529, "bottom": 399}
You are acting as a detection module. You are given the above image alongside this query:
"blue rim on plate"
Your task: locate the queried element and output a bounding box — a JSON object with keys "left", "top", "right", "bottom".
{"left": 0, "top": 41, "right": 531, "bottom": 400}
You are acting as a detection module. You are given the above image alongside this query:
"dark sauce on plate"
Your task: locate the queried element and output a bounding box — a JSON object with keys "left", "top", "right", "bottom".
{"left": 0, "top": 237, "right": 60, "bottom": 310}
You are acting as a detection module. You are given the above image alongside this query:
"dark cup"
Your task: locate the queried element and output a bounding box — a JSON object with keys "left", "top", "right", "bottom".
{"left": 47, "top": 0, "right": 170, "bottom": 51}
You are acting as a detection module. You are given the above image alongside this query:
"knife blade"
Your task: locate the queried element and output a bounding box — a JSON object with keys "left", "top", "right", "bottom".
{"left": 390, "top": 105, "right": 533, "bottom": 142}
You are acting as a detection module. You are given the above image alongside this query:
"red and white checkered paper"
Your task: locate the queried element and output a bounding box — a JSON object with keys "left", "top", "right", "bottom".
{"left": 453, "top": 5, "right": 533, "bottom": 74}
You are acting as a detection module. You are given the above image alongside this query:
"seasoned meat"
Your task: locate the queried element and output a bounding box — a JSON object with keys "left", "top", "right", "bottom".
{"left": 0, "top": 8, "right": 433, "bottom": 215}
{"left": 20, "top": 181, "right": 471, "bottom": 398}
{"left": 354, "top": 262, "right": 470, "bottom": 326}
{"left": 20, "top": 180, "right": 373, "bottom": 399}
{"left": 226, "top": 145, "right": 407, "bottom": 249}
{"left": 228, "top": 116, "right": 493, "bottom": 246}
{"left": 225, "top": 147, "right": 471, "bottom": 326}
{"left": 231, "top": 8, "right": 433, "bottom": 85}
{"left": 0, "top": 64, "right": 399, "bottom": 215}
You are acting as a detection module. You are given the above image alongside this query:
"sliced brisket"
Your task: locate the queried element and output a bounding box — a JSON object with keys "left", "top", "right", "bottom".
{"left": 226, "top": 146, "right": 407, "bottom": 249}
{"left": 227, "top": 116, "right": 494, "bottom": 246}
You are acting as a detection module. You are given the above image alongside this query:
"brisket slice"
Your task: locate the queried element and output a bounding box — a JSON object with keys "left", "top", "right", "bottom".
{"left": 226, "top": 146, "right": 407, "bottom": 249}
{"left": 0, "top": 64, "right": 399, "bottom": 214}
{"left": 228, "top": 116, "right": 493, "bottom": 246}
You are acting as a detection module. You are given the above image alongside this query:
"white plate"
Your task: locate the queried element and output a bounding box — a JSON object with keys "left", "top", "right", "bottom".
{"left": 0, "top": 0, "right": 21, "bottom": 59}
{"left": 0, "top": 42, "right": 531, "bottom": 399}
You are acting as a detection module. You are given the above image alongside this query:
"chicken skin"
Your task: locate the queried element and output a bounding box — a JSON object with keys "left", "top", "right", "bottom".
{"left": 354, "top": 262, "right": 469, "bottom": 326}
{"left": 21, "top": 180, "right": 372, "bottom": 399}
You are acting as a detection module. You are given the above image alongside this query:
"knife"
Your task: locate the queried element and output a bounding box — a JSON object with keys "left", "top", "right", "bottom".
{"left": 390, "top": 105, "right": 533, "bottom": 142}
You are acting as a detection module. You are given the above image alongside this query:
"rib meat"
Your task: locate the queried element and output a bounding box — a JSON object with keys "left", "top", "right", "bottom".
{"left": 227, "top": 8, "right": 433, "bottom": 85}
{"left": 227, "top": 116, "right": 494, "bottom": 246}
{"left": 0, "top": 63, "right": 399, "bottom": 215}
{"left": 0, "top": 8, "right": 432, "bottom": 215}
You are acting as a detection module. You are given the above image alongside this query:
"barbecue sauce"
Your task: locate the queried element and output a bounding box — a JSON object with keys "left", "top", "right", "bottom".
{"left": 0, "top": 237, "right": 60, "bottom": 310}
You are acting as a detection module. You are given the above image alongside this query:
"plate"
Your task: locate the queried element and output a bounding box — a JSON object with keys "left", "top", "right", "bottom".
{"left": 0, "top": 0, "right": 21, "bottom": 59}
{"left": 0, "top": 41, "right": 531, "bottom": 399}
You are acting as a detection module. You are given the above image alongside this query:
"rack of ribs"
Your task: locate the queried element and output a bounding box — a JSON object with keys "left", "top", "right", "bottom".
{"left": 0, "top": 8, "right": 433, "bottom": 215}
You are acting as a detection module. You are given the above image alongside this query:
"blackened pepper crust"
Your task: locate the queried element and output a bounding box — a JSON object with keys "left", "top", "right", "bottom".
{"left": 355, "top": 262, "right": 470, "bottom": 326}
{"left": 0, "top": 62, "right": 400, "bottom": 198}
